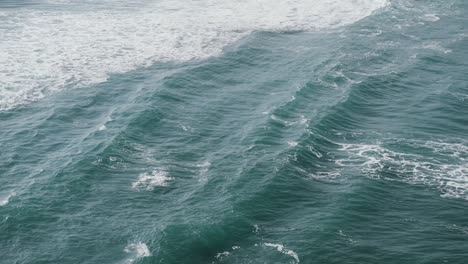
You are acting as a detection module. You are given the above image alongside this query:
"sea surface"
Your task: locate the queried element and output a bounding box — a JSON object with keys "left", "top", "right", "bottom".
{"left": 0, "top": 0, "right": 467, "bottom": 263}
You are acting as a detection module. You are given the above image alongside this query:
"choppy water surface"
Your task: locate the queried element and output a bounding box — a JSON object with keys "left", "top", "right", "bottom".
{"left": 1, "top": 0, "right": 467, "bottom": 263}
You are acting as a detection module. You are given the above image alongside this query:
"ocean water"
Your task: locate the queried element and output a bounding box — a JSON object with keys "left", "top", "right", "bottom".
{"left": 0, "top": 0, "right": 467, "bottom": 263}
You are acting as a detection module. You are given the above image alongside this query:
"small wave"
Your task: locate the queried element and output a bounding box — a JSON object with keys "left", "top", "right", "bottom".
{"left": 132, "top": 170, "right": 173, "bottom": 191}
{"left": 307, "top": 145, "right": 323, "bottom": 158}
{"left": 420, "top": 41, "right": 452, "bottom": 54}
{"left": 97, "top": 116, "right": 112, "bottom": 131}
{"left": 338, "top": 230, "right": 356, "bottom": 244}
{"left": 270, "top": 114, "right": 309, "bottom": 127}
{"left": 422, "top": 14, "right": 440, "bottom": 22}
{"left": 196, "top": 161, "right": 211, "bottom": 183}
{"left": 0, "top": 192, "right": 16, "bottom": 207}
{"left": 264, "top": 243, "right": 300, "bottom": 263}
{"left": 287, "top": 115, "right": 309, "bottom": 127}
{"left": 196, "top": 161, "right": 211, "bottom": 168}
{"left": 124, "top": 242, "right": 151, "bottom": 263}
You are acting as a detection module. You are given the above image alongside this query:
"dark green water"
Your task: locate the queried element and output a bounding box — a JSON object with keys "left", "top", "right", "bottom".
{"left": 1, "top": 0, "right": 467, "bottom": 263}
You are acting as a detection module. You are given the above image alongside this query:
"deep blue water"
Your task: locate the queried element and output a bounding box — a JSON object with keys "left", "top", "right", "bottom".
{"left": 1, "top": 1, "right": 467, "bottom": 263}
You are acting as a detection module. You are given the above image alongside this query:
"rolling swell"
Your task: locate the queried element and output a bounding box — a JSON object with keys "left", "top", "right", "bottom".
{"left": 1, "top": 0, "right": 467, "bottom": 263}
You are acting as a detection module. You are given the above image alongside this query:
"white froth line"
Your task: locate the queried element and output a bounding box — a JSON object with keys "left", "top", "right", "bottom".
{"left": 338, "top": 140, "right": 468, "bottom": 200}
{"left": 264, "top": 243, "right": 300, "bottom": 263}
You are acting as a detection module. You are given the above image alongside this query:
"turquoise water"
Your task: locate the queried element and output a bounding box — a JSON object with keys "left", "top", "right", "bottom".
{"left": 1, "top": 0, "right": 467, "bottom": 263}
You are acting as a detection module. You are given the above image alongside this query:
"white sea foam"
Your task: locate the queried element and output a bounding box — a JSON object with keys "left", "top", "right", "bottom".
{"left": 422, "top": 14, "right": 440, "bottom": 22}
{"left": 0, "top": 198, "right": 9, "bottom": 207}
{"left": 215, "top": 245, "right": 240, "bottom": 260}
{"left": 338, "top": 230, "right": 356, "bottom": 244}
{"left": 337, "top": 139, "right": 468, "bottom": 200}
{"left": 271, "top": 114, "right": 309, "bottom": 127}
{"left": 0, "top": 0, "right": 389, "bottom": 110}
{"left": 196, "top": 161, "right": 211, "bottom": 168}
{"left": 253, "top": 224, "right": 261, "bottom": 234}
{"left": 132, "top": 170, "right": 173, "bottom": 191}
{"left": 124, "top": 242, "right": 151, "bottom": 263}
{"left": 196, "top": 161, "right": 211, "bottom": 183}
{"left": 264, "top": 243, "right": 300, "bottom": 263}
{"left": 0, "top": 192, "right": 16, "bottom": 207}
{"left": 215, "top": 251, "right": 230, "bottom": 259}
{"left": 421, "top": 41, "right": 452, "bottom": 54}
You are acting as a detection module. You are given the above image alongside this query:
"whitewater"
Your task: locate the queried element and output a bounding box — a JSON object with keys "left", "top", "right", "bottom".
{"left": 0, "top": 0, "right": 388, "bottom": 110}
{"left": 1, "top": 0, "right": 467, "bottom": 263}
